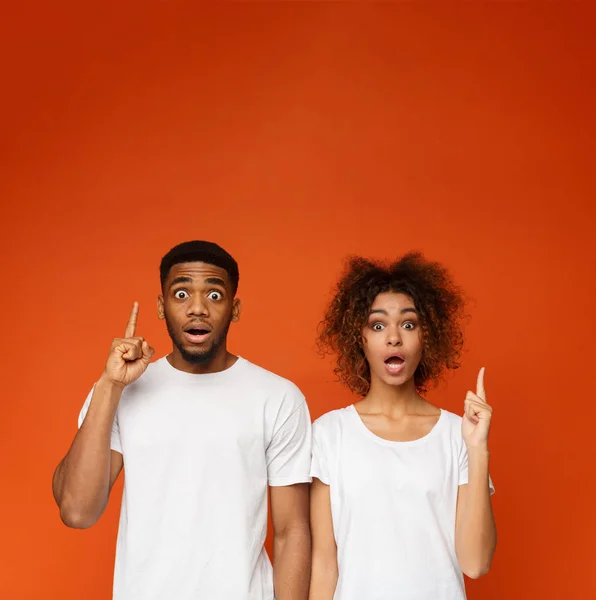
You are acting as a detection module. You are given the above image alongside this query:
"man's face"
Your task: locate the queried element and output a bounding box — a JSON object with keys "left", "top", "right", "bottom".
{"left": 158, "top": 262, "right": 240, "bottom": 365}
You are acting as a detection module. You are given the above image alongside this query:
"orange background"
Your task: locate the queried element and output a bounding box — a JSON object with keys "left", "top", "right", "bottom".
{"left": 1, "top": 3, "right": 595, "bottom": 599}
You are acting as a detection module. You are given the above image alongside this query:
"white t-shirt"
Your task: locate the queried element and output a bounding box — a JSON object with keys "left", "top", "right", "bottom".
{"left": 78, "top": 356, "right": 312, "bottom": 600}
{"left": 310, "top": 405, "right": 494, "bottom": 600}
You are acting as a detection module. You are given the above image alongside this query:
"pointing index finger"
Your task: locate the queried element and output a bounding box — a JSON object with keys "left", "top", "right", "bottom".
{"left": 125, "top": 302, "right": 139, "bottom": 338}
{"left": 476, "top": 367, "right": 486, "bottom": 402}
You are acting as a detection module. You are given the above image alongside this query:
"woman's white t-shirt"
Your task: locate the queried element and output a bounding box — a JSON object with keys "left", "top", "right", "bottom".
{"left": 311, "top": 405, "right": 494, "bottom": 600}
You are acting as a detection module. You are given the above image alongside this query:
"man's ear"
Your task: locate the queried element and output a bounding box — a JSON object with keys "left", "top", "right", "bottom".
{"left": 231, "top": 298, "right": 241, "bottom": 322}
{"left": 157, "top": 294, "right": 165, "bottom": 320}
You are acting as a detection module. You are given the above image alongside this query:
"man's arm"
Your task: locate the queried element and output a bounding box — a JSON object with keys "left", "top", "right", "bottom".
{"left": 308, "top": 478, "right": 338, "bottom": 600}
{"left": 52, "top": 302, "right": 153, "bottom": 529}
{"left": 270, "top": 483, "right": 311, "bottom": 600}
{"left": 52, "top": 377, "right": 124, "bottom": 528}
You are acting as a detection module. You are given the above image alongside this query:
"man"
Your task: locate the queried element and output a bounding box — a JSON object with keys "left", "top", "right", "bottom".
{"left": 52, "top": 240, "right": 312, "bottom": 600}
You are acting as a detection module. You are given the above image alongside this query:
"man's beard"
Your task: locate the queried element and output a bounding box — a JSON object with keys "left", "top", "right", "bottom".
{"left": 165, "top": 317, "right": 232, "bottom": 365}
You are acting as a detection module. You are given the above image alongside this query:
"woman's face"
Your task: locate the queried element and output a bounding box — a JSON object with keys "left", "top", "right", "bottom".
{"left": 361, "top": 292, "right": 424, "bottom": 390}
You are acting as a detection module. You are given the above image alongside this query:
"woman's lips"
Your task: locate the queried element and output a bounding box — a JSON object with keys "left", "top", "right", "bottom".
{"left": 384, "top": 357, "right": 405, "bottom": 375}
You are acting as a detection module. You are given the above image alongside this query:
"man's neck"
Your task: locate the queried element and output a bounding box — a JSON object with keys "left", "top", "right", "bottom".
{"left": 167, "top": 349, "right": 238, "bottom": 374}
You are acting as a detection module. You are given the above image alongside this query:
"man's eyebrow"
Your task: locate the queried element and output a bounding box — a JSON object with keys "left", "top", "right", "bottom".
{"left": 204, "top": 277, "right": 226, "bottom": 287}
{"left": 169, "top": 276, "right": 193, "bottom": 288}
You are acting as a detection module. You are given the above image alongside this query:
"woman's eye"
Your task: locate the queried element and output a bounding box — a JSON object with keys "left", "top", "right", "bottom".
{"left": 372, "top": 323, "right": 384, "bottom": 331}
{"left": 403, "top": 322, "right": 416, "bottom": 330}
{"left": 208, "top": 291, "right": 223, "bottom": 301}
{"left": 174, "top": 290, "right": 189, "bottom": 300}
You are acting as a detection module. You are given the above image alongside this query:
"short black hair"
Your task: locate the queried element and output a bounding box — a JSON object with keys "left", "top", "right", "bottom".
{"left": 160, "top": 241, "right": 240, "bottom": 295}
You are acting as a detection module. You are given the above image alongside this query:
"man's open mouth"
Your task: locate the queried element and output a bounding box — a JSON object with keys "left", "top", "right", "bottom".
{"left": 183, "top": 324, "right": 212, "bottom": 343}
{"left": 185, "top": 327, "right": 211, "bottom": 336}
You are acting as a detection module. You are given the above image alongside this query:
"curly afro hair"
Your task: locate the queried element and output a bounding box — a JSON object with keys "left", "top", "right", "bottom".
{"left": 317, "top": 253, "right": 467, "bottom": 395}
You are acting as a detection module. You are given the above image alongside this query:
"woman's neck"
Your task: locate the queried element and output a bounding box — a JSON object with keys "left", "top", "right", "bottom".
{"left": 360, "top": 375, "right": 426, "bottom": 417}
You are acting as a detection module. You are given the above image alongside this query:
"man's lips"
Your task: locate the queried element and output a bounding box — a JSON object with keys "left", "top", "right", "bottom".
{"left": 183, "top": 324, "right": 212, "bottom": 344}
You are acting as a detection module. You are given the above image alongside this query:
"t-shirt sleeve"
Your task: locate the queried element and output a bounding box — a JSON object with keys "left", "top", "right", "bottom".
{"left": 310, "top": 419, "right": 330, "bottom": 485}
{"left": 458, "top": 439, "right": 495, "bottom": 495}
{"left": 77, "top": 385, "right": 123, "bottom": 454}
{"left": 266, "top": 389, "right": 312, "bottom": 487}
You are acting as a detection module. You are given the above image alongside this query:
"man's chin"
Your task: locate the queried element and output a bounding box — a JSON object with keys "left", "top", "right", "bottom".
{"left": 178, "top": 344, "right": 216, "bottom": 365}
{"left": 176, "top": 343, "right": 217, "bottom": 365}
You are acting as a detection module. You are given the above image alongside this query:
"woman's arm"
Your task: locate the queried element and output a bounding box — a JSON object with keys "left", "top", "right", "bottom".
{"left": 308, "top": 478, "right": 338, "bottom": 599}
{"left": 455, "top": 452, "right": 496, "bottom": 578}
{"left": 455, "top": 367, "right": 497, "bottom": 578}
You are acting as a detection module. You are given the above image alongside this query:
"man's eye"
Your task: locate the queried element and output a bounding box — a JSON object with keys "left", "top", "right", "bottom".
{"left": 208, "top": 291, "right": 223, "bottom": 301}
{"left": 174, "top": 290, "right": 189, "bottom": 300}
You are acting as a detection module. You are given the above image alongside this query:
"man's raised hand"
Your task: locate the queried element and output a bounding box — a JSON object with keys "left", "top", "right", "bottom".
{"left": 102, "top": 303, "right": 154, "bottom": 388}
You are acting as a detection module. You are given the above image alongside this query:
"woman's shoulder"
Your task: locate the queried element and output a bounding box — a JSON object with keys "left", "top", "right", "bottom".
{"left": 313, "top": 405, "right": 354, "bottom": 436}
{"left": 437, "top": 408, "right": 466, "bottom": 445}
{"left": 440, "top": 408, "right": 464, "bottom": 426}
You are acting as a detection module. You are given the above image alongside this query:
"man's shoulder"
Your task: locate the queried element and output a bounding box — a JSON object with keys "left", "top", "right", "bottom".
{"left": 239, "top": 358, "right": 305, "bottom": 400}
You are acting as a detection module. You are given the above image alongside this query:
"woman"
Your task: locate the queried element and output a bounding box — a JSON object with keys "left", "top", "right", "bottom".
{"left": 309, "top": 253, "right": 496, "bottom": 600}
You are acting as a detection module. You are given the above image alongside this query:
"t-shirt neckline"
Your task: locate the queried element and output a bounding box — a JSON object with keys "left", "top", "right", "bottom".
{"left": 346, "top": 404, "right": 445, "bottom": 447}
{"left": 158, "top": 355, "right": 246, "bottom": 383}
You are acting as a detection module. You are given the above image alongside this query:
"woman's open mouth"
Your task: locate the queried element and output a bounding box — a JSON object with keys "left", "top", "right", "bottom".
{"left": 384, "top": 355, "right": 405, "bottom": 375}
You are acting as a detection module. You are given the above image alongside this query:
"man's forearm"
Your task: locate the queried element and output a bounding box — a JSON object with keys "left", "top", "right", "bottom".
{"left": 274, "top": 526, "right": 312, "bottom": 600}
{"left": 52, "top": 376, "right": 122, "bottom": 527}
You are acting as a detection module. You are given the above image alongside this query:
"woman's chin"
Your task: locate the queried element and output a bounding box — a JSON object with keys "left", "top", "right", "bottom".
{"left": 373, "top": 370, "right": 412, "bottom": 388}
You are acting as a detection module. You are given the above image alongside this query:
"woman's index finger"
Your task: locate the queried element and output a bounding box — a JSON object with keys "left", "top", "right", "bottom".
{"left": 476, "top": 367, "right": 486, "bottom": 401}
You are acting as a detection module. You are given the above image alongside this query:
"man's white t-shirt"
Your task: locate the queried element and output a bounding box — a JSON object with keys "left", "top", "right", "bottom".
{"left": 78, "top": 356, "right": 312, "bottom": 600}
{"left": 310, "top": 405, "right": 494, "bottom": 600}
